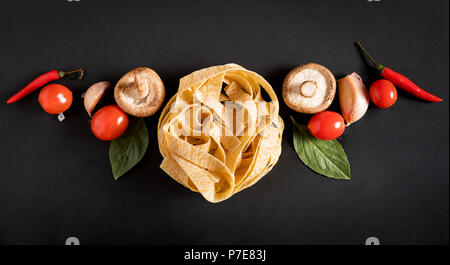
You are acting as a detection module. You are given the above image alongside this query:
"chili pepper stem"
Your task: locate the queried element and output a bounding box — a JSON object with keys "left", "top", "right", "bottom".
{"left": 355, "top": 42, "right": 385, "bottom": 73}
{"left": 58, "top": 69, "right": 84, "bottom": 79}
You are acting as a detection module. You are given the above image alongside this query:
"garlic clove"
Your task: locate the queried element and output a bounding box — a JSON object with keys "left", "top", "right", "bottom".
{"left": 84, "top": 81, "right": 111, "bottom": 116}
{"left": 338, "top": 72, "right": 369, "bottom": 126}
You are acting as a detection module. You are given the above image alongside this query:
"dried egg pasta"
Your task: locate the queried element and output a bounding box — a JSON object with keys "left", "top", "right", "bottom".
{"left": 158, "top": 64, "right": 284, "bottom": 203}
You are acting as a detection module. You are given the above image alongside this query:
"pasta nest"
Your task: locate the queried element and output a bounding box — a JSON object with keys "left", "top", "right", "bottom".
{"left": 158, "top": 64, "right": 284, "bottom": 203}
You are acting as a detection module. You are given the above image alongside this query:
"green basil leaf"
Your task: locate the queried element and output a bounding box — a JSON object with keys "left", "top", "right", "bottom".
{"left": 109, "top": 118, "right": 149, "bottom": 180}
{"left": 291, "top": 116, "right": 351, "bottom": 180}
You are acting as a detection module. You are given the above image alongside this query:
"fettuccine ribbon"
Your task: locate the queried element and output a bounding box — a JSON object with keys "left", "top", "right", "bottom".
{"left": 158, "top": 64, "right": 284, "bottom": 203}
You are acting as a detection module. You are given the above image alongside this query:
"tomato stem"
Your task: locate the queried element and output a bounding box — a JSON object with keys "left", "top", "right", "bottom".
{"left": 58, "top": 112, "right": 66, "bottom": 122}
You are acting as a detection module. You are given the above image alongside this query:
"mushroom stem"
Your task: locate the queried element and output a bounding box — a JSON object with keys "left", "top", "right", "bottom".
{"left": 135, "top": 75, "right": 149, "bottom": 99}
{"left": 299, "top": 80, "right": 318, "bottom": 98}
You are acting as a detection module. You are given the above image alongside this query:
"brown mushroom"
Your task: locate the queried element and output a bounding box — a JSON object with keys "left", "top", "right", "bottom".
{"left": 114, "top": 67, "right": 165, "bottom": 117}
{"left": 282, "top": 63, "right": 336, "bottom": 114}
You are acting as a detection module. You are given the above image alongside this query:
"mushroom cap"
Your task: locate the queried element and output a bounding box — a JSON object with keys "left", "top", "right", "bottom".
{"left": 282, "top": 63, "right": 336, "bottom": 114}
{"left": 114, "top": 67, "right": 165, "bottom": 117}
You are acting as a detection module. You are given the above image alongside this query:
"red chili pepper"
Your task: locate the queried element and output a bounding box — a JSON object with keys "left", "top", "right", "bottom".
{"left": 356, "top": 42, "right": 442, "bottom": 103}
{"left": 7, "top": 69, "right": 84, "bottom": 104}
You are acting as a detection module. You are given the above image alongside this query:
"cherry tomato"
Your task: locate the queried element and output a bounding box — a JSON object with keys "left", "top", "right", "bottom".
{"left": 308, "top": 111, "right": 345, "bottom": 140}
{"left": 91, "top": 105, "right": 129, "bottom": 141}
{"left": 38, "top": 84, "right": 73, "bottom": 114}
{"left": 369, "top": 79, "right": 398, "bottom": 108}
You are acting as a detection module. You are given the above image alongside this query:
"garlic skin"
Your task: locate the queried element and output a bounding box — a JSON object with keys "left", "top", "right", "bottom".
{"left": 338, "top": 73, "right": 369, "bottom": 126}
{"left": 84, "top": 81, "right": 111, "bottom": 116}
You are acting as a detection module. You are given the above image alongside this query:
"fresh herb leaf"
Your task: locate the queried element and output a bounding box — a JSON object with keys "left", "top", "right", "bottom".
{"left": 109, "top": 118, "right": 149, "bottom": 180}
{"left": 291, "top": 116, "right": 351, "bottom": 180}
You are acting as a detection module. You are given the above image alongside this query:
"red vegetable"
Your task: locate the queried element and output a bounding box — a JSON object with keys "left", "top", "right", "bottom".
{"left": 7, "top": 69, "right": 83, "bottom": 104}
{"left": 308, "top": 111, "right": 345, "bottom": 141}
{"left": 91, "top": 105, "right": 129, "bottom": 141}
{"left": 369, "top": 79, "right": 398, "bottom": 109}
{"left": 356, "top": 42, "right": 442, "bottom": 103}
{"left": 38, "top": 84, "right": 73, "bottom": 114}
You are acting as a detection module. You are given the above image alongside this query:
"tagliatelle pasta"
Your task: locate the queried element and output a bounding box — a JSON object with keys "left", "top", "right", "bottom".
{"left": 158, "top": 64, "right": 284, "bottom": 203}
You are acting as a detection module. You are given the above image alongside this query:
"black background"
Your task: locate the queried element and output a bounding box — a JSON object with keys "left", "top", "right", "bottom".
{"left": 0, "top": 0, "right": 448, "bottom": 245}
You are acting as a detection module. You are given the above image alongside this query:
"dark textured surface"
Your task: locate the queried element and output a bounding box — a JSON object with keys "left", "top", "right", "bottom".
{"left": 0, "top": 0, "right": 448, "bottom": 245}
